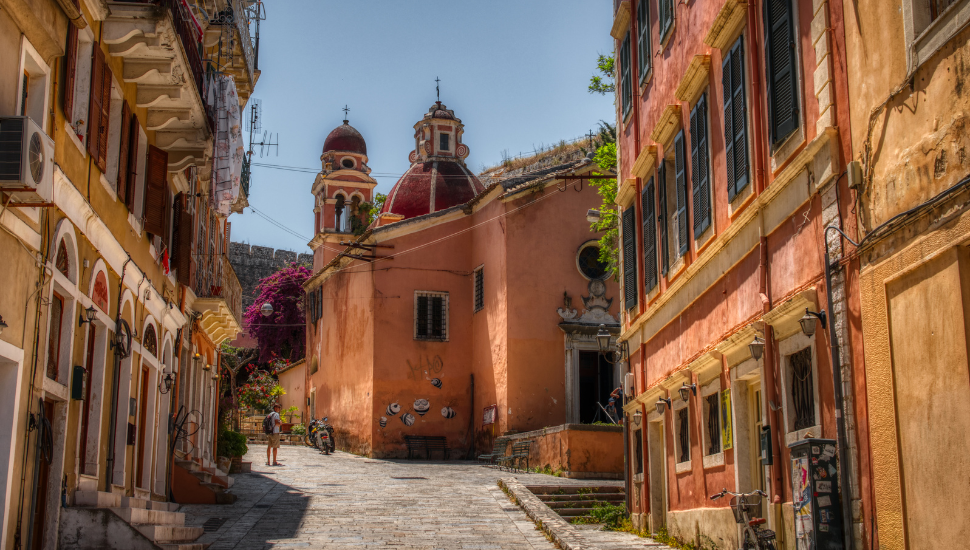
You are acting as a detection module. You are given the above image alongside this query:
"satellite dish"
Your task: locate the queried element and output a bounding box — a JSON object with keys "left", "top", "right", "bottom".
{"left": 260, "top": 302, "right": 273, "bottom": 317}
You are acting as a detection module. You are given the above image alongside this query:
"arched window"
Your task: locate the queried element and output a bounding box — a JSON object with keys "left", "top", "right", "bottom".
{"left": 143, "top": 324, "right": 157, "bottom": 357}
{"left": 335, "top": 194, "right": 347, "bottom": 232}
{"left": 56, "top": 238, "right": 69, "bottom": 278}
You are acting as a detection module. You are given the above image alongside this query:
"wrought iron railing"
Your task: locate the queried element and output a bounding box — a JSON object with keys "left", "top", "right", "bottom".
{"left": 195, "top": 255, "right": 243, "bottom": 324}
{"left": 208, "top": 0, "right": 256, "bottom": 83}
{"left": 240, "top": 154, "right": 251, "bottom": 198}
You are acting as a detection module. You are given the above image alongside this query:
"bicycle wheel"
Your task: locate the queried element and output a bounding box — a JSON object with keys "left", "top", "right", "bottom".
{"left": 759, "top": 541, "right": 776, "bottom": 550}
{"left": 303, "top": 434, "right": 312, "bottom": 447}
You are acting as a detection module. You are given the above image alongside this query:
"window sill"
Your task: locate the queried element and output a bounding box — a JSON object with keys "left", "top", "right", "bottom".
{"left": 785, "top": 424, "right": 821, "bottom": 447}
{"left": 66, "top": 127, "right": 87, "bottom": 157}
{"left": 660, "top": 23, "right": 675, "bottom": 52}
{"left": 633, "top": 472, "right": 644, "bottom": 484}
{"left": 694, "top": 222, "right": 715, "bottom": 256}
{"left": 639, "top": 68, "right": 653, "bottom": 91}
{"left": 727, "top": 181, "right": 754, "bottom": 220}
{"left": 769, "top": 124, "right": 806, "bottom": 175}
{"left": 99, "top": 174, "right": 118, "bottom": 202}
{"left": 127, "top": 211, "right": 142, "bottom": 236}
{"left": 675, "top": 460, "right": 692, "bottom": 474}
{"left": 414, "top": 337, "right": 449, "bottom": 343}
{"left": 703, "top": 452, "right": 724, "bottom": 469}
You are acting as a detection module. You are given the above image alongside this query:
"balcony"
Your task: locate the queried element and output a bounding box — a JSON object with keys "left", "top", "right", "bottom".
{"left": 199, "top": 0, "right": 260, "bottom": 105}
{"left": 104, "top": 1, "right": 213, "bottom": 172}
{"left": 231, "top": 154, "right": 250, "bottom": 214}
{"left": 193, "top": 254, "right": 243, "bottom": 344}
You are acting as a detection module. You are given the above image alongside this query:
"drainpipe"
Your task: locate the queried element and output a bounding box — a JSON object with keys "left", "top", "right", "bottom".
{"left": 823, "top": 226, "right": 858, "bottom": 550}
{"left": 106, "top": 256, "right": 132, "bottom": 490}
{"left": 759, "top": 235, "right": 785, "bottom": 513}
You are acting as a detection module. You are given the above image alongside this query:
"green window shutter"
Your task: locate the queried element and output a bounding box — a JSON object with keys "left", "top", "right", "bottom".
{"left": 658, "top": 162, "right": 669, "bottom": 275}
{"left": 659, "top": 0, "right": 673, "bottom": 42}
{"left": 642, "top": 178, "right": 658, "bottom": 292}
{"left": 764, "top": 0, "right": 798, "bottom": 145}
{"left": 623, "top": 207, "right": 639, "bottom": 310}
{"left": 724, "top": 38, "right": 749, "bottom": 200}
{"left": 637, "top": 0, "right": 651, "bottom": 83}
{"left": 690, "top": 94, "right": 711, "bottom": 237}
{"left": 674, "top": 130, "right": 689, "bottom": 256}
{"left": 621, "top": 34, "right": 633, "bottom": 117}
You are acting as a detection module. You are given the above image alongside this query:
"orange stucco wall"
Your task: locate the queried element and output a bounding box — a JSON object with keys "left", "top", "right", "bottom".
{"left": 504, "top": 425, "right": 624, "bottom": 477}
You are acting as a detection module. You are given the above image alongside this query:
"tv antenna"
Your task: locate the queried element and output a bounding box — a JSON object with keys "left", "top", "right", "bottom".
{"left": 256, "top": 131, "right": 279, "bottom": 158}
{"left": 246, "top": 99, "right": 278, "bottom": 159}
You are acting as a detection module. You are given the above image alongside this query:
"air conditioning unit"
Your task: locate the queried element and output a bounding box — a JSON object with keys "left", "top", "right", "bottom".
{"left": 0, "top": 116, "right": 54, "bottom": 204}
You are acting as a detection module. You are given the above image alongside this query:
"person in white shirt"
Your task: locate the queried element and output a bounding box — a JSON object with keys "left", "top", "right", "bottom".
{"left": 266, "top": 403, "right": 282, "bottom": 466}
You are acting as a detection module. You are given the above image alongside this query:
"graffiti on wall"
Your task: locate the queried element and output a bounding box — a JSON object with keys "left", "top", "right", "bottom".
{"left": 406, "top": 355, "right": 444, "bottom": 385}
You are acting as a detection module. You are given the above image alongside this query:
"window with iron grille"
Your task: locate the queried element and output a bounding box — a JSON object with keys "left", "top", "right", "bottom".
{"left": 658, "top": 0, "right": 674, "bottom": 43}
{"left": 689, "top": 94, "right": 711, "bottom": 237}
{"left": 473, "top": 267, "right": 484, "bottom": 313}
{"left": 636, "top": 0, "right": 651, "bottom": 84}
{"left": 705, "top": 393, "right": 721, "bottom": 455}
{"left": 620, "top": 33, "right": 633, "bottom": 118}
{"left": 440, "top": 133, "right": 450, "bottom": 151}
{"left": 677, "top": 407, "right": 690, "bottom": 463}
{"left": 789, "top": 347, "right": 815, "bottom": 431}
{"left": 634, "top": 428, "right": 644, "bottom": 475}
{"left": 415, "top": 291, "right": 448, "bottom": 341}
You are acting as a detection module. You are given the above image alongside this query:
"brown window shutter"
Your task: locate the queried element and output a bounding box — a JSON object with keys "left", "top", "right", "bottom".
{"left": 161, "top": 185, "right": 172, "bottom": 249}
{"left": 177, "top": 198, "right": 194, "bottom": 286}
{"left": 64, "top": 25, "right": 78, "bottom": 122}
{"left": 126, "top": 115, "right": 140, "bottom": 213}
{"left": 86, "top": 45, "right": 104, "bottom": 160}
{"left": 117, "top": 101, "right": 131, "bottom": 204}
{"left": 143, "top": 145, "right": 169, "bottom": 236}
{"left": 96, "top": 59, "right": 112, "bottom": 173}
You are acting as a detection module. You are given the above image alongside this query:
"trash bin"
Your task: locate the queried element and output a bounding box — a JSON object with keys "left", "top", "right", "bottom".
{"left": 788, "top": 438, "right": 844, "bottom": 550}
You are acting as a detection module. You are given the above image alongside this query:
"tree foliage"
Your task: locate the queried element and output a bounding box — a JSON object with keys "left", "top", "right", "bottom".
{"left": 243, "top": 263, "right": 310, "bottom": 362}
{"left": 590, "top": 142, "right": 619, "bottom": 280}
{"left": 589, "top": 54, "right": 616, "bottom": 95}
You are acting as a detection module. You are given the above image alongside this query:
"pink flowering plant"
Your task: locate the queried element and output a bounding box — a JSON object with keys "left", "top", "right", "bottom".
{"left": 237, "top": 368, "right": 285, "bottom": 411}
{"left": 243, "top": 263, "right": 310, "bottom": 363}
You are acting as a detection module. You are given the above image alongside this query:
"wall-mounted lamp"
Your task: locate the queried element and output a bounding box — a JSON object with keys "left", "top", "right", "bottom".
{"left": 596, "top": 324, "right": 629, "bottom": 365}
{"left": 586, "top": 209, "right": 602, "bottom": 224}
{"left": 679, "top": 382, "right": 697, "bottom": 402}
{"left": 800, "top": 309, "right": 827, "bottom": 337}
{"left": 749, "top": 335, "right": 765, "bottom": 361}
{"left": 632, "top": 409, "right": 642, "bottom": 426}
{"left": 78, "top": 305, "right": 98, "bottom": 327}
{"left": 158, "top": 371, "right": 175, "bottom": 394}
{"left": 0, "top": 315, "right": 7, "bottom": 336}
{"left": 655, "top": 397, "right": 671, "bottom": 415}
{"left": 203, "top": 363, "right": 212, "bottom": 371}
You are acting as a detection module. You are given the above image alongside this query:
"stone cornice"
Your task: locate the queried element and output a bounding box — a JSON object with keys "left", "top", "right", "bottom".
{"left": 704, "top": 0, "right": 748, "bottom": 51}
{"left": 631, "top": 145, "right": 658, "bottom": 180}
{"left": 675, "top": 55, "right": 712, "bottom": 104}
{"left": 762, "top": 288, "right": 819, "bottom": 341}
{"left": 687, "top": 351, "right": 722, "bottom": 382}
{"left": 650, "top": 105, "right": 682, "bottom": 149}
{"left": 611, "top": 1, "right": 632, "bottom": 39}
{"left": 616, "top": 178, "right": 637, "bottom": 207}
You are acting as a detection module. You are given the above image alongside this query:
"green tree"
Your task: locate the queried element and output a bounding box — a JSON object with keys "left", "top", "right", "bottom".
{"left": 590, "top": 142, "right": 619, "bottom": 280}
{"left": 589, "top": 54, "right": 616, "bottom": 95}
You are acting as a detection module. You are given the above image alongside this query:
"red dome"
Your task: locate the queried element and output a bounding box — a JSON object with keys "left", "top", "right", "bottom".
{"left": 382, "top": 160, "right": 484, "bottom": 219}
{"left": 323, "top": 122, "right": 367, "bottom": 155}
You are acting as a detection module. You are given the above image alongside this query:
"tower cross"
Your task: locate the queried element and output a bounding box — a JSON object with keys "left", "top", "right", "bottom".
{"left": 587, "top": 129, "right": 596, "bottom": 150}
{"left": 435, "top": 77, "right": 441, "bottom": 102}
{"left": 342, "top": 105, "right": 350, "bottom": 121}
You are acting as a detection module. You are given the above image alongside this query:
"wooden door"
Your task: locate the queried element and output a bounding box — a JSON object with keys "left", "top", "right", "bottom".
{"left": 136, "top": 366, "right": 149, "bottom": 487}
{"left": 30, "top": 400, "right": 54, "bottom": 550}
{"left": 79, "top": 326, "right": 96, "bottom": 475}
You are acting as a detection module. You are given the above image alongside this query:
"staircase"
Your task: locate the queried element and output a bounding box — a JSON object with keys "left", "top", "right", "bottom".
{"left": 62, "top": 491, "right": 205, "bottom": 549}
{"left": 526, "top": 485, "right": 626, "bottom": 523}
{"left": 173, "top": 458, "right": 237, "bottom": 504}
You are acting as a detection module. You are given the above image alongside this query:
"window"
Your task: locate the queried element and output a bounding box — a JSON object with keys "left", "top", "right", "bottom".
{"left": 473, "top": 267, "right": 484, "bottom": 313}
{"left": 763, "top": 0, "right": 799, "bottom": 146}
{"left": 705, "top": 393, "right": 721, "bottom": 455}
{"left": 932, "top": 0, "right": 960, "bottom": 18}
{"left": 143, "top": 324, "right": 157, "bottom": 357}
{"left": 86, "top": 44, "right": 113, "bottom": 173}
{"left": 622, "top": 207, "right": 639, "bottom": 310}
{"left": 64, "top": 26, "right": 94, "bottom": 147}
{"left": 341, "top": 158, "right": 354, "bottom": 169}
{"left": 17, "top": 37, "right": 52, "bottom": 129}
{"left": 577, "top": 242, "right": 609, "bottom": 280}
{"left": 634, "top": 428, "right": 644, "bottom": 475}
{"left": 307, "top": 286, "right": 323, "bottom": 324}
{"left": 658, "top": 0, "right": 674, "bottom": 44}
{"left": 789, "top": 347, "right": 815, "bottom": 430}
{"left": 440, "top": 133, "right": 450, "bottom": 151}
{"left": 47, "top": 293, "right": 64, "bottom": 380}
{"left": 658, "top": 161, "right": 669, "bottom": 275}
{"left": 143, "top": 145, "right": 171, "bottom": 246}
{"left": 674, "top": 130, "right": 689, "bottom": 256}
{"left": 722, "top": 37, "right": 750, "bottom": 200}
{"left": 415, "top": 291, "right": 448, "bottom": 341}
{"left": 642, "top": 178, "right": 658, "bottom": 292}
{"left": 689, "top": 94, "right": 711, "bottom": 237}
{"left": 620, "top": 34, "right": 633, "bottom": 118}
{"left": 19, "top": 71, "right": 28, "bottom": 116}
{"left": 676, "top": 406, "right": 690, "bottom": 463}
{"left": 636, "top": 0, "right": 651, "bottom": 84}
{"left": 904, "top": 0, "right": 970, "bottom": 73}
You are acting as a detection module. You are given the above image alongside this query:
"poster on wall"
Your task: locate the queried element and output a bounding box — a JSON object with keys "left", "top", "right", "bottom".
{"left": 482, "top": 404, "right": 497, "bottom": 425}
{"left": 721, "top": 389, "right": 733, "bottom": 450}
{"left": 792, "top": 455, "right": 814, "bottom": 550}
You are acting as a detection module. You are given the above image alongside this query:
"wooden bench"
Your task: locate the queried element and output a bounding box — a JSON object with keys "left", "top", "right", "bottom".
{"left": 477, "top": 437, "right": 509, "bottom": 466}
{"left": 404, "top": 435, "right": 449, "bottom": 460}
{"left": 497, "top": 441, "right": 532, "bottom": 472}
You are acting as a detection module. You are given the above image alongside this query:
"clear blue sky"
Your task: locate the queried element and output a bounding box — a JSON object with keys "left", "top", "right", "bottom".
{"left": 232, "top": 0, "right": 616, "bottom": 252}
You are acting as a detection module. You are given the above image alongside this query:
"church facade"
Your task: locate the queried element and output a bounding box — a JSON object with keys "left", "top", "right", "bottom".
{"left": 302, "top": 101, "right": 621, "bottom": 458}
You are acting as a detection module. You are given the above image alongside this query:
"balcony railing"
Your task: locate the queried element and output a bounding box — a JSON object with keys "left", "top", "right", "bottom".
{"left": 208, "top": 0, "right": 256, "bottom": 84}
{"left": 241, "top": 154, "right": 251, "bottom": 199}
{"left": 195, "top": 254, "right": 243, "bottom": 324}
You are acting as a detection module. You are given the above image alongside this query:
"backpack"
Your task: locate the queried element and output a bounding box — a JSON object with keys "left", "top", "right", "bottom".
{"left": 263, "top": 413, "right": 275, "bottom": 434}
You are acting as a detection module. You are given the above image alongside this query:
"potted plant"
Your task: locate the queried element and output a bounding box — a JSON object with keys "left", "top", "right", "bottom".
{"left": 280, "top": 405, "right": 300, "bottom": 432}
{"left": 217, "top": 427, "right": 249, "bottom": 473}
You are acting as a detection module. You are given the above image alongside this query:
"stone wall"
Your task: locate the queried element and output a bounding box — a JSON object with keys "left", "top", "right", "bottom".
{"left": 229, "top": 242, "right": 312, "bottom": 312}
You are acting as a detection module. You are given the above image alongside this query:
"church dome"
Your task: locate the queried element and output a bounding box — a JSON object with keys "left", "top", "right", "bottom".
{"left": 323, "top": 121, "right": 367, "bottom": 155}
{"left": 381, "top": 161, "right": 484, "bottom": 219}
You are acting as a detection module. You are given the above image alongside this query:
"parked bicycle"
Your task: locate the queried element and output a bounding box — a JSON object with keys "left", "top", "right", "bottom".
{"left": 710, "top": 488, "right": 776, "bottom": 550}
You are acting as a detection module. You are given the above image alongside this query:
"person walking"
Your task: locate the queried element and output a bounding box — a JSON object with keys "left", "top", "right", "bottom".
{"left": 265, "top": 403, "right": 283, "bottom": 466}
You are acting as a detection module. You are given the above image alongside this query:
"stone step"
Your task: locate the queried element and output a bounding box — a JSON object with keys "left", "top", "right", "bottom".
{"left": 537, "top": 493, "right": 625, "bottom": 503}
{"left": 158, "top": 545, "right": 205, "bottom": 550}
{"left": 75, "top": 490, "right": 122, "bottom": 508}
{"left": 544, "top": 499, "right": 623, "bottom": 510}
{"left": 189, "top": 470, "right": 213, "bottom": 483}
{"left": 175, "top": 459, "right": 200, "bottom": 472}
{"left": 200, "top": 482, "right": 226, "bottom": 493}
{"left": 526, "top": 485, "right": 624, "bottom": 495}
{"left": 215, "top": 492, "right": 238, "bottom": 505}
{"left": 551, "top": 507, "right": 609, "bottom": 517}
{"left": 122, "top": 496, "right": 151, "bottom": 509}
{"left": 148, "top": 501, "right": 181, "bottom": 512}
{"left": 110, "top": 507, "right": 185, "bottom": 526}
{"left": 133, "top": 524, "right": 204, "bottom": 543}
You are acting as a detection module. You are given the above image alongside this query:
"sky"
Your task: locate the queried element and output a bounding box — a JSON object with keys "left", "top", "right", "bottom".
{"left": 232, "top": 0, "right": 616, "bottom": 253}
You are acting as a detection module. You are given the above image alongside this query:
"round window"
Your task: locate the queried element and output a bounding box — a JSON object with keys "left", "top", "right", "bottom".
{"left": 577, "top": 243, "right": 608, "bottom": 280}
{"left": 341, "top": 158, "right": 355, "bottom": 169}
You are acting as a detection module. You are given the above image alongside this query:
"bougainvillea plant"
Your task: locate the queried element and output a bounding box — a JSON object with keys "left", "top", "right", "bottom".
{"left": 243, "top": 263, "right": 310, "bottom": 362}
{"left": 237, "top": 368, "right": 285, "bottom": 411}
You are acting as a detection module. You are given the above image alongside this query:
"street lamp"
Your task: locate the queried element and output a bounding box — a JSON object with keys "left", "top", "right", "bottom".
{"left": 260, "top": 302, "right": 274, "bottom": 317}
{"left": 679, "top": 382, "right": 696, "bottom": 402}
{"left": 78, "top": 305, "right": 97, "bottom": 326}
{"left": 0, "top": 315, "right": 7, "bottom": 336}
{"left": 748, "top": 335, "right": 765, "bottom": 361}
{"left": 655, "top": 397, "right": 671, "bottom": 415}
{"left": 158, "top": 371, "right": 174, "bottom": 394}
{"left": 596, "top": 324, "right": 628, "bottom": 364}
{"left": 586, "top": 209, "right": 602, "bottom": 224}
{"left": 800, "top": 308, "right": 827, "bottom": 337}
{"left": 632, "top": 409, "right": 642, "bottom": 426}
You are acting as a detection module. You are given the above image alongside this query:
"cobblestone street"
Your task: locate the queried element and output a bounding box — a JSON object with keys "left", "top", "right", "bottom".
{"left": 178, "top": 445, "right": 666, "bottom": 549}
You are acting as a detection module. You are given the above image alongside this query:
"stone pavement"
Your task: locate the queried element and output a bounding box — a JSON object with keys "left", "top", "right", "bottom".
{"left": 177, "top": 445, "right": 666, "bottom": 549}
